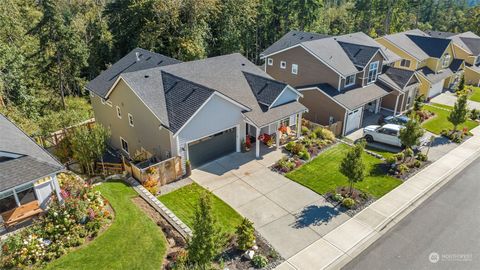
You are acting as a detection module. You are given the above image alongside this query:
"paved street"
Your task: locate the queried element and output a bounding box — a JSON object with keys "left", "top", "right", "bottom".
{"left": 344, "top": 157, "right": 480, "bottom": 270}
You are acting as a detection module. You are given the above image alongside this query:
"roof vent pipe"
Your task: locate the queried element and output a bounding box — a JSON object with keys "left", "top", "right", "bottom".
{"left": 135, "top": 52, "right": 140, "bottom": 61}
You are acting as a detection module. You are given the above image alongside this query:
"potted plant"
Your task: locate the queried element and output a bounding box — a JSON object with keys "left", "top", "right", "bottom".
{"left": 185, "top": 160, "right": 192, "bottom": 177}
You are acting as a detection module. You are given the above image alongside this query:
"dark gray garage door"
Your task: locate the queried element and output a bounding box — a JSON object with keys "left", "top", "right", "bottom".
{"left": 188, "top": 128, "right": 236, "bottom": 168}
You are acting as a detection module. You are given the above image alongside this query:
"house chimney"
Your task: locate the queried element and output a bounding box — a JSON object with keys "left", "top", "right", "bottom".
{"left": 135, "top": 52, "right": 140, "bottom": 61}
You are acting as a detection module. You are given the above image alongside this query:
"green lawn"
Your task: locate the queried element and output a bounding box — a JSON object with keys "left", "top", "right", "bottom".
{"left": 286, "top": 143, "right": 402, "bottom": 198}
{"left": 468, "top": 86, "right": 480, "bottom": 102}
{"left": 365, "top": 145, "right": 397, "bottom": 160}
{"left": 422, "top": 103, "right": 478, "bottom": 134}
{"left": 44, "top": 181, "right": 167, "bottom": 270}
{"left": 158, "top": 183, "right": 243, "bottom": 235}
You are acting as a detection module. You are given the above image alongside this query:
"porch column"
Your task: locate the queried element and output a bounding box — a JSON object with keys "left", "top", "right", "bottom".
{"left": 393, "top": 95, "right": 400, "bottom": 115}
{"left": 296, "top": 112, "right": 303, "bottom": 138}
{"left": 275, "top": 121, "right": 281, "bottom": 149}
{"left": 255, "top": 127, "right": 260, "bottom": 158}
{"left": 51, "top": 175, "right": 64, "bottom": 204}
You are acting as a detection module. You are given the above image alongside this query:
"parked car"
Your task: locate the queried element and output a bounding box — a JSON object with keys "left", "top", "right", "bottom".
{"left": 383, "top": 115, "right": 410, "bottom": 126}
{"left": 363, "top": 124, "right": 403, "bottom": 147}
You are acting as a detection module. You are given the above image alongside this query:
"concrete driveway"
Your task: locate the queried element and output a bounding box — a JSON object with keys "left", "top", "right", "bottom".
{"left": 191, "top": 149, "right": 350, "bottom": 259}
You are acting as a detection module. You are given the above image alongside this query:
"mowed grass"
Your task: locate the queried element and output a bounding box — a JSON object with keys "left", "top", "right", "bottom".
{"left": 44, "top": 181, "right": 167, "bottom": 270}
{"left": 468, "top": 86, "right": 480, "bottom": 102}
{"left": 422, "top": 103, "right": 478, "bottom": 134}
{"left": 286, "top": 143, "right": 402, "bottom": 198}
{"left": 158, "top": 183, "right": 243, "bottom": 235}
{"left": 365, "top": 144, "right": 397, "bottom": 160}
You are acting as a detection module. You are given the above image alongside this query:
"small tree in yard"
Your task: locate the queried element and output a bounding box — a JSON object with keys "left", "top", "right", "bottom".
{"left": 340, "top": 142, "right": 365, "bottom": 195}
{"left": 236, "top": 218, "right": 256, "bottom": 251}
{"left": 457, "top": 74, "right": 465, "bottom": 93}
{"left": 71, "top": 125, "right": 109, "bottom": 175}
{"left": 448, "top": 94, "right": 469, "bottom": 132}
{"left": 399, "top": 115, "right": 425, "bottom": 160}
{"left": 187, "top": 192, "right": 222, "bottom": 269}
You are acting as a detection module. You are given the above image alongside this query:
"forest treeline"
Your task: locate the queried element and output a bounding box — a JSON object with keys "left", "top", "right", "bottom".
{"left": 1, "top": 0, "right": 479, "bottom": 135}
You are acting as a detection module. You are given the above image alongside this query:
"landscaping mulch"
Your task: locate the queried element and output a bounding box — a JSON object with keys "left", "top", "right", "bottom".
{"left": 218, "top": 231, "right": 284, "bottom": 270}
{"left": 390, "top": 160, "right": 432, "bottom": 181}
{"left": 131, "top": 197, "right": 186, "bottom": 269}
{"left": 325, "top": 187, "right": 374, "bottom": 217}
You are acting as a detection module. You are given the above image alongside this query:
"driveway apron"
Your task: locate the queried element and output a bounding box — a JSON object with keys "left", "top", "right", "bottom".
{"left": 191, "top": 151, "right": 350, "bottom": 259}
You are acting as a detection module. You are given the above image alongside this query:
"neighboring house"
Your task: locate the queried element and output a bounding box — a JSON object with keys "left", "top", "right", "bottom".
{"left": 261, "top": 31, "right": 418, "bottom": 136}
{"left": 427, "top": 30, "right": 480, "bottom": 86}
{"left": 376, "top": 29, "right": 459, "bottom": 98}
{"left": 0, "top": 114, "right": 64, "bottom": 229}
{"left": 87, "top": 49, "right": 307, "bottom": 169}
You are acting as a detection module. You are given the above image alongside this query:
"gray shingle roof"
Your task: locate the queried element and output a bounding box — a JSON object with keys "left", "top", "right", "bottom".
{"left": 86, "top": 48, "right": 181, "bottom": 98}
{"left": 261, "top": 30, "right": 329, "bottom": 57}
{"left": 406, "top": 34, "right": 451, "bottom": 58}
{"left": 450, "top": 58, "right": 464, "bottom": 72}
{"left": 0, "top": 114, "right": 63, "bottom": 192}
{"left": 380, "top": 66, "right": 417, "bottom": 90}
{"left": 337, "top": 41, "right": 379, "bottom": 70}
{"left": 162, "top": 72, "right": 215, "bottom": 134}
{"left": 459, "top": 37, "right": 480, "bottom": 56}
{"left": 382, "top": 29, "right": 431, "bottom": 61}
{"left": 243, "top": 72, "right": 287, "bottom": 107}
{"left": 425, "top": 30, "right": 456, "bottom": 38}
{"left": 298, "top": 83, "right": 390, "bottom": 110}
{"left": 417, "top": 67, "right": 453, "bottom": 84}
{"left": 111, "top": 52, "right": 307, "bottom": 131}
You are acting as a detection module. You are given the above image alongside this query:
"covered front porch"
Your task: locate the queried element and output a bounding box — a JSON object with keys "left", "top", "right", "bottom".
{"left": 245, "top": 112, "right": 303, "bottom": 159}
{"left": 0, "top": 175, "right": 62, "bottom": 232}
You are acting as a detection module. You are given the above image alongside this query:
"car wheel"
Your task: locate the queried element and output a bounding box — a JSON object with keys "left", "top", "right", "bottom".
{"left": 365, "top": 135, "right": 374, "bottom": 143}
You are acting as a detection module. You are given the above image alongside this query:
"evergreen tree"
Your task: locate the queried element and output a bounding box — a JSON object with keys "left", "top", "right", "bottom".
{"left": 31, "top": 0, "right": 89, "bottom": 108}
{"left": 399, "top": 115, "right": 425, "bottom": 149}
{"left": 236, "top": 218, "right": 256, "bottom": 251}
{"left": 340, "top": 142, "right": 365, "bottom": 195}
{"left": 457, "top": 74, "right": 465, "bottom": 92}
{"left": 448, "top": 94, "right": 469, "bottom": 132}
{"left": 187, "top": 192, "right": 222, "bottom": 268}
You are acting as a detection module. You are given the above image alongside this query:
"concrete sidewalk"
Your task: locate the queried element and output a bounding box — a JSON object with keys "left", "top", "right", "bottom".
{"left": 276, "top": 127, "right": 480, "bottom": 270}
{"left": 430, "top": 92, "right": 480, "bottom": 110}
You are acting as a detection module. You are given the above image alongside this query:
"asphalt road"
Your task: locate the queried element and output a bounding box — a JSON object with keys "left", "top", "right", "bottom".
{"left": 344, "top": 157, "right": 480, "bottom": 270}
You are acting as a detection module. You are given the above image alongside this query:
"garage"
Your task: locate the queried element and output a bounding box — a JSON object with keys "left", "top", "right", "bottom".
{"left": 428, "top": 79, "right": 444, "bottom": 98}
{"left": 187, "top": 127, "right": 237, "bottom": 168}
{"left": 345, "top": 108, "right": 362, "bottom": 134}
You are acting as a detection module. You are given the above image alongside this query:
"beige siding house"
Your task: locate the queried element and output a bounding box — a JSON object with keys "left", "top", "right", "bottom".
{"left": 87, "top": 49, "right": 307, "bottom": 169}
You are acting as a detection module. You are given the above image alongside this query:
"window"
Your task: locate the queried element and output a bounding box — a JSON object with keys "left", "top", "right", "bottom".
{"left": 291, "top": 64, "right": 298, "bottom": 74}
{"left": 280, "top": 61, "right": 287, "bottom": 69}
{"left": 345, "top": 74, "right": 356, "bottom": 87}
{"left": 105, "top": 100, "right": 112, "bottom": 107}
{"left": 400, "top": 59, "right": 411, "bottom": 67}
{"left": 0, "top": 191, "right": 17, "bottom": 213}
{"left": 267, "top": 58, "right": 273, "bottom": 66}
{"left": 128, "top": 113, "right": 134, "bottom": 127}
{"left": 116, "top": 106, "right": 122, "bottom": 119}
{"left": 442, "top": 53, "right": 451, "bottom": 67}
{"left": 367, "top": 61, "right": 379, "bottom": 84}
{"left": 120, "top": 137, "right": 129, "bottom": 154}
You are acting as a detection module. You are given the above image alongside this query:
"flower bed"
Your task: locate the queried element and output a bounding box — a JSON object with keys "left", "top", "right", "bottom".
{"left": 386, "top": 150, "right": 429, "bottom": 180}
{"left": 272, "top": 126, "right": 336, "bottom": 174}
{"left": 0, "top": 173, "right": 112, "bottom": 269}
{"left": 325, "top": 187, "right": 374, "bottom": 217}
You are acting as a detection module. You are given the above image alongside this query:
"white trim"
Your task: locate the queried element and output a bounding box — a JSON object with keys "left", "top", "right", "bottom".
{"left": 367, "top": 61, "right": 380, "bottom": 84}
{"left": 101, "top": 98, "right": 106, "bottom": 105}
{"left": 105, "top": 100, "right": 112, "bottom": 107}
{"left": 104, "top": 76, "right": 123, "bottom": 99}
{"left": 120, "top": 136, "right": 129, "bottom": 155}
{"left": 345, "top": 74, "right": 356, "bottom": 87}
{"left": 173, "top": 92, "right": 249, "bottom": 137}
{"left": 269, "top": 86, "right": 303, "bottom": 109}
{"left": 128, "top": 113, "right": 134, "bottom": 127}
{"left": 297, "top": 87, "right": 349, "bottom": 110}
{"left": 267, "top": 58, "right": 273, "bottom": 66}
{"left": 280, "top": 61, "right": 287, "bottom": 69}
{"left": 400, "top": 59, "right": 411, "bottom": 68}
{"left": 291, "top": 64, "right": 298, "bottom": 74}
{"left": 116, "top": 106, "right": 122, "bottom": 119}
{"left": 0, "top": 151, "right": 22, "bottom": 159}
{"left": 261, "top": 44, "right": 303, "bottom": 59}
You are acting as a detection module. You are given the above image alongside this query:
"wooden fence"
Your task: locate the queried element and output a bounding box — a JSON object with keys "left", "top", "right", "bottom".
{"left": 35, "top": 118, "right": 96, "bottom": 148}
{"left": 125, "top": 156, "right": 183, "bottom": 186}
{"left": 303, "top": 119, "right": 343, "bottom": 136}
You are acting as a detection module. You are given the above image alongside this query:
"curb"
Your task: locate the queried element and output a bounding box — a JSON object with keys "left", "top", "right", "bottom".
{"left": 325, "top": 136, "right": 480, "bottom": 269}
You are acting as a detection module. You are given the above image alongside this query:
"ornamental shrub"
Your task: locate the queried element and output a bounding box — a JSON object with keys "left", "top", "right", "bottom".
{"left": 285, "top": 141, "right": 295, "bottom": 152}
{"left": 416, "top": 153, "right": 428, "bottom": 161}
{"left": 332, "top": 193, "right": 344, "bottom": 202}
{"left": 342, "top": 198, "right": 355, "bottom": 208}
{"left": 291, "top": 143, "right": 305, "bottom": 155}
{"left": 236, "top": 218, "right": 256, "bottom": 251}
{"left": 299, "top": 150, "right": 310, "bottom": 160}
{"left": 314, "top": 127, "right": 335, "bottom": 141}
{"left": 301, "top": 126, "right": 310, "bottom": 136}
{"left": 252, "top": 254, "right": 269, "bottom": 268}
{"left": 397, "top": 164, "right": 409, "bottom": 174}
